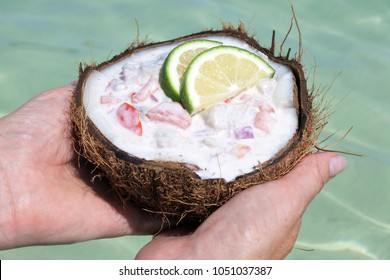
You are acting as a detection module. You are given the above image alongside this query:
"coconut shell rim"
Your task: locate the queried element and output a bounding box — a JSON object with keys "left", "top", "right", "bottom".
{"left": 71, "top": 26, "right": 322, "bottom": 222}
{"left": 74, "top": 28, "right": 311, "bottom": 183}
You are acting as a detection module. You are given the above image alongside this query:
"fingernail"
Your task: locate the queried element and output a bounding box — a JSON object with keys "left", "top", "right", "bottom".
{"left": 329, "top": 155, "right": 348, "bottom": 178}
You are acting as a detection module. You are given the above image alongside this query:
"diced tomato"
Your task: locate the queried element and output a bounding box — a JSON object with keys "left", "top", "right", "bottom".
{"left": 116, "top": 103, "right": 142, "bottom": 136}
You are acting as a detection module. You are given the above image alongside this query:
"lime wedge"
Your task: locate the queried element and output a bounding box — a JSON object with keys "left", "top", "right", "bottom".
{"left": 181, "top": 46, "right": 275, "bottom": 115}
{"left": 160, "top": 39, "right": 222, "bottom": 102}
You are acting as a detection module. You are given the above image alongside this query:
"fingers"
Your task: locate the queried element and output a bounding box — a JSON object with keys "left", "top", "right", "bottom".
{"left": 136, "top": 236, "right": 190, "bottom": 260}
{"left": 223, "top": 152, "right": 346, "bottom": 259}
{"left": 136, "top": 152, "right": 347, "bottom": 260}
{"left": 277, "top": 152, "right": 347, "bottom": 209}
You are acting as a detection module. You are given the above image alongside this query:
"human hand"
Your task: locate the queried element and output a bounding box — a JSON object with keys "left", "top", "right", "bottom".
{"left": 0, "top": 84, "right": 347, "bottom": 259}
{"left": 136, "top": 152, "right": 347, "bottom": 259}
{"left": 0, "top": 84, "right": 163, "bottom": 250}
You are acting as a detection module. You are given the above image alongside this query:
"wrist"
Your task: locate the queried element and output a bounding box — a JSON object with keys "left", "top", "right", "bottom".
{"left": 0, "top": 116, "right": 9, "bottom": 171}
{"left": 0, "top": 115, "right": 12, "bottom": 168}
{"left": 0, "top": 116, "right": 24, "bottom": 249}
{"left": 0, "top": 132, "right": 14, "bottom": 249}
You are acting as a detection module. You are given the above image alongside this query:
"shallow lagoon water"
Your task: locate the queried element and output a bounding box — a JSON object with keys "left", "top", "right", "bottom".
{"left": 1, "top": 0, "right": 389, "bottom": 259}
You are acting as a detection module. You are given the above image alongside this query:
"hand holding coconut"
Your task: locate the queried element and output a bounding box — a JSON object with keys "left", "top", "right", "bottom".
{"left": 0, "top": 26, "right": 349, "bottom": 258}
{"left": 0, "top": 84, "right": 163, "bottom": 249}
{"left": 0, "top": 83, "right": 346, "bottom": 258}
{"left": 137, "top": 152, "right": 347, "bottom": 259}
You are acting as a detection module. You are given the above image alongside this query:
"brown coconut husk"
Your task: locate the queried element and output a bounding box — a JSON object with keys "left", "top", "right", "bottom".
{"left": 71, "top": 24, "right": 324, "bottom": 224}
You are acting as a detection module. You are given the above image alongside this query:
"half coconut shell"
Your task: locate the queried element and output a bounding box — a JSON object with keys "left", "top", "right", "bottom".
{"left": 71, "top": 26, "right": 319, "bottom": 223}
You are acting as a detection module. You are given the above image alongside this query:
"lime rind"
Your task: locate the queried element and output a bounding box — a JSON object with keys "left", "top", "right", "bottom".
{"left": 159, "top": 39, "right": 222, "bottom": 102}
{"left": 181, "top": 45, "right": 275, "bottom": 115}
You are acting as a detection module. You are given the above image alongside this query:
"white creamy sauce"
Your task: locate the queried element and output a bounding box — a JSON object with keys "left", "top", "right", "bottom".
{"left": 83, "top": 36, "right": 298, "bottom": 181}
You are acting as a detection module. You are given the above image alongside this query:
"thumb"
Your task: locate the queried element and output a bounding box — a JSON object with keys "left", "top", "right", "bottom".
{"left": 277, "top": 152, "right": 347, "bottom": 210}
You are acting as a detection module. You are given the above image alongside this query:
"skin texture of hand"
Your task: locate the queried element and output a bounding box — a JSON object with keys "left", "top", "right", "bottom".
{"left": 0, "top": 84, "right": 347, "bottom": 258}
{"left": 0, "top": 84, "right": 163, "bottom": 250}
{"left": 136, "top": 151, "right": 347, "bottom": 259}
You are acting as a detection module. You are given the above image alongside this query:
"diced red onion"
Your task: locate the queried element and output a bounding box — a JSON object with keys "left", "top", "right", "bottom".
{"left": 150, "top": 94, "right": 158, "bottom": 102}
{"left": 234, "top": 126, "right": 254, "bottom": 139}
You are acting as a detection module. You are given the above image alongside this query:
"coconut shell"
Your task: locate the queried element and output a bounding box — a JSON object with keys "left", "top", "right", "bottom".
{"left": 71, "top": 26, "right": 321, "bottom": 224}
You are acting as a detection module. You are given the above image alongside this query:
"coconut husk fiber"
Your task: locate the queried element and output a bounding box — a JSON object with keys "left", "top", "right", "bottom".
{"left": 71, "top": 24, "right": 324, "bottom": 224}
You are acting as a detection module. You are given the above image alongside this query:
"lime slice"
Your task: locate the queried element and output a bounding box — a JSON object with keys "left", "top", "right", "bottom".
{"left": 181, "top": 46, "right": 275, "bottom": 115}
{"left": 159, "top": 39, "right": 222, "bottom": 102}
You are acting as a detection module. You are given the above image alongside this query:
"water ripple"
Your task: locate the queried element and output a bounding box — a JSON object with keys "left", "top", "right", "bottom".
{"left": 322, "top": 191, "right": 390, "bottom": 233}
{"left": 355, "top": 16, "right": 383, "bottom": 25}
{"left": 295, "top": 240, "right": 378, "bottom": 259}
{"left": 9, "top": 41, "right": 79, "bottom": 54}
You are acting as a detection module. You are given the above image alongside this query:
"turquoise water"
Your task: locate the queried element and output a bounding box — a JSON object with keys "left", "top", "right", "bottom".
{"left": 1, "top": 0, "right": 389, "bottom": 259}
